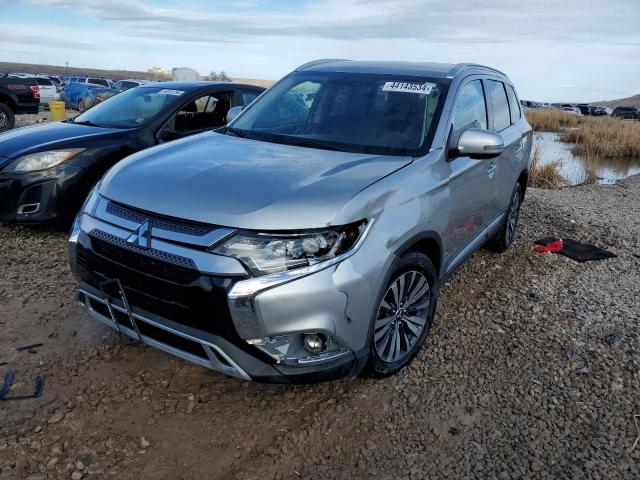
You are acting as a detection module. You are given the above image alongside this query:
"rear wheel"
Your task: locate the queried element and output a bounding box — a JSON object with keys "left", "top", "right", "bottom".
{"left": 487, "top": 183, "right": 522, "bottom": 252}
{"left": 365, "top": 252, "right": 438, "bottom": 377}
{"left": 78, "top": 99, "right": 87, "bottom": 112}
{"left": 0, "top": 103, "right": 15, "bottom": 132}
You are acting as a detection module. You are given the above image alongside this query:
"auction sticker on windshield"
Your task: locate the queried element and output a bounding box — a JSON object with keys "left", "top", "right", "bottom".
{"left": 158, "top": 89, "right": 185, "bottom": 96}
{"left": 382, "top": 81, "right": 436, "bottom": 94}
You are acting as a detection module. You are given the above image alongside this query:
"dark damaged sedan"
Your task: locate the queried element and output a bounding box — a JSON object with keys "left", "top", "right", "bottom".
{"left": 0, "top": 81, "right": 264, "bottom": 223}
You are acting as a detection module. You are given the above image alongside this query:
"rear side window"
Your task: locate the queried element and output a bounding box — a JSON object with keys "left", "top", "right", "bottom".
{"left": 88, "top": 78, "right": 109, "bottom": 87}
{"left": 241, "top": 92, "right": 259, "bottom": 105}
{"left": 505, "top": 85, "right": 521, "bottom": 123}
{"left": 451, "top": 79, "right": 487, "bottom": 146}
{"left": 486, "top": 80, "right": 511, "bottom": 132}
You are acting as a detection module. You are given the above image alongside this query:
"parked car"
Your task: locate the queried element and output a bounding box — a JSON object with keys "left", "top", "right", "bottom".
{"left": 0, "top": 81, "right": 265, "bottom": 223}
{"left": 61, "top": 82, "right": 119, "bottom": 111}
{"left": 0, "top": 76, "right": 40, "bottom": 132}
{"left": 576, "top": 104, "right": 592, "bottom": 115}
{"left": 554, "top": 104, "right": 581, "bottom": 115}
{"left": 47, "top": 75, "right": 63, "bottom": 85}
{"left": 32, "top": 76, "right": 60, "bottom": 104}
{"left": 612, "top": 106, "right": 640, "bottom": 120}
{"left": 69, "top": 60, "right": 531, "bottom": 383}
{"left": 589, "top": 106, "right": 608, "bottom": 116}
{"left": 112, "top": 79, "right": 150, "bottom": 92}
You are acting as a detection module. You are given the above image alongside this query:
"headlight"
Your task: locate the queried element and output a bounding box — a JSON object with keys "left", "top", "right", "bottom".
{"left": 214, "top": 220, "right": 368, "bottom": 276}
{"left": 69, "top": 182, "right": 101, "bottom": 237}
{"left": 81, "top": 181, "right": 102, "bottom": 216}
{"left": 4, "top": 149, "right": 85, "bottom": 172}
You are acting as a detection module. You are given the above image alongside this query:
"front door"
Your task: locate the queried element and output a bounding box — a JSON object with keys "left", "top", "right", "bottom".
{"left": 444, "top": 78, "right": 496, "bottom": 262}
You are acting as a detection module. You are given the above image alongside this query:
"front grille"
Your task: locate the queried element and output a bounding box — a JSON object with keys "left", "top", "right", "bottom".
{"left": 75, "top": 242, "right": 273, "bottom": 364}
{"left": 106, "top": 201, "right": 215, "bottom": 236}
{"left": 89, "top": 229, "right": 197, "bottom": 277}
{"left": 87, "top": 298, "right": 209, "bottom": 360}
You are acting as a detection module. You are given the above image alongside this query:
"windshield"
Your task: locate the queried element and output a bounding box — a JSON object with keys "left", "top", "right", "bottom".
{"left": 229, "top": 71, "right": 449, "bottom": 156}
{"left": 73, "top": 86, "right": 184, "bottom": 128}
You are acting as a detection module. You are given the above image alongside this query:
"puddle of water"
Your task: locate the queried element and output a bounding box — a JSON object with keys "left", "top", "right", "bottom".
{"left": 534, "top": 132, "right": 640, "bottom": 185}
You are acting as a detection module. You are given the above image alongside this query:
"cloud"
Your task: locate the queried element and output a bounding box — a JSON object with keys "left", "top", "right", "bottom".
{"left": 1, "top": 0, "right": 639, "bottom": 101}
{"left": 15, "top": 0, "right": 640, "bottom": 44}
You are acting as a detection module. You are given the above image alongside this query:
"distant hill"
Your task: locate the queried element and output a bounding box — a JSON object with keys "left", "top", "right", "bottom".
{"left": 595, "top": 94, "right": 640, "bottom": 108}
{"left": 0, "top": 61, "right": 274, "bottom": 87}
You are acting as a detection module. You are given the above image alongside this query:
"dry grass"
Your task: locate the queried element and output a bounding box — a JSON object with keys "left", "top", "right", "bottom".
{"left": 528, "top": 148, "right": 569, "bottom": 189}
{"left": 525, "top": 109, "right": 640, "bottom": 161}
{"left": 559, "top": 119, "right": 640, "bottom": 160}
{"left": 524, "top": 108, "right": 585, "bottom": 131}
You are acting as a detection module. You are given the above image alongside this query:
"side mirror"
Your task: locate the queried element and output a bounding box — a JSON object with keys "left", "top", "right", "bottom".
{"left": 226, "top": 106, "right": 244, "bottom": 123}
{"left": 453, "top": 128, "right": 504, "bottom": 160}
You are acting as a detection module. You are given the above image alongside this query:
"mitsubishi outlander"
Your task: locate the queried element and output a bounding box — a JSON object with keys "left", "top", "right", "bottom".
{"left": 69, "top": 60, "right": 532, "bottom": 383}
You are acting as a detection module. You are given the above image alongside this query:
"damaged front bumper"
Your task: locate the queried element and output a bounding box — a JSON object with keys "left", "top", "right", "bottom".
{"left": 69, "top": 197, "right": 385, "bottom": 383}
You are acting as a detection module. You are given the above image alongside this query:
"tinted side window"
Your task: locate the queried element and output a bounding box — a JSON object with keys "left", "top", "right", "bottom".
{"left": 89, "top": 78, "right": 109, "bottom": 87}
{"left": 505, "top": 85, "right": 521, "bottom": 123}
{"left": 241, "top": 92, "right": 258, "bottom": 106}
{"left": 451, "top": 80, "right": 487, "bottom": 145}
{"left": 36, "top": 78, "right": 52, "bottom": 86}
{"left": 174, "top": 92, "right": 233, "bottom": 131}
{"left": 486, "top": 80, "right": 511, "bottom": 131}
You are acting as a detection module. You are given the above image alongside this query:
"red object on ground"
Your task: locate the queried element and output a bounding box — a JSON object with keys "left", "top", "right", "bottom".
{"left": 534, "top": 238, "right": 564, "bottom": 253}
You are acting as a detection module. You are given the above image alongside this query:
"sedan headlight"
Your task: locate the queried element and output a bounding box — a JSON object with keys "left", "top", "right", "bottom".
{"left": 4, "top": 148, "right": 85, "bottom": 172}
{"left": 214, "top": 220, "right": 368, "bottom": 276}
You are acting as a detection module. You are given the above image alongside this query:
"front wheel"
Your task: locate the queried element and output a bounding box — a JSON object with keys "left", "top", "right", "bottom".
{"left": 487, "top": 183, "right": 522, "bottom": 252}
{"left": 0, "top": 103, "right": 15, "bottom": 132}
{"left": 365, "top": 252, "right": 438, "bottom": 377}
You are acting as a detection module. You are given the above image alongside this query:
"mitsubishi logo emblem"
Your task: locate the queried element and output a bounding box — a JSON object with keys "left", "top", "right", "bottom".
{"left": 127, "top": 220, "right": 152, "bottom": 249}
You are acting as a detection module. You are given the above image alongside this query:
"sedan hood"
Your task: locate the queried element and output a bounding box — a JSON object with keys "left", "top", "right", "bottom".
{"left": 101, "top": 132, "right": 412, "bottom": 230}
{"left": 0, "top": 121, "right": 123, "bottom": 161}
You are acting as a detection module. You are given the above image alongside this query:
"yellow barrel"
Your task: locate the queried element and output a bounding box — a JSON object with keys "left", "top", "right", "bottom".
{"left": 48, "top": 101, "right": 66, "bottom": 121}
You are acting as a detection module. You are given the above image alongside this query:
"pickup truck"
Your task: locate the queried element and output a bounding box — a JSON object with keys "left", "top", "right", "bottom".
{"left": 0, "top": 77, "right": 41, "bottom": 132}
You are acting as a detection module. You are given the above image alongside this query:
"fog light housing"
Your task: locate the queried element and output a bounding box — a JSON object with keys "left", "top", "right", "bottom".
{"left": 248, "top": 333, "right": 348, "bottom": 366}
{"left": 304, "top": 333, "right": 326, "bottom": 354}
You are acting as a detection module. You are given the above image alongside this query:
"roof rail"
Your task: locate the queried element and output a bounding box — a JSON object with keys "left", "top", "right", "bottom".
{"left": 454, "top": 63, "right": 508, "bottom": 77}
{"left": 295, "top": 59, "right": 351, "bottom": 71}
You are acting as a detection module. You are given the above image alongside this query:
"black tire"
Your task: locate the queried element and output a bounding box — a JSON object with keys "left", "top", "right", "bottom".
{"left": 365, "top": 251, "right": 438, "bottom": 377}
{"left": 0, "top": 103, "right": 15, "bottom": 132}
{"left": 487, "top": 183, "right": 522, "bottom": 252}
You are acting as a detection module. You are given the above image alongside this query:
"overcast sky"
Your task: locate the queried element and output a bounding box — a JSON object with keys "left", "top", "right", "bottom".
{"left": 1, "top": 0, "right": 639, "bottom": 102}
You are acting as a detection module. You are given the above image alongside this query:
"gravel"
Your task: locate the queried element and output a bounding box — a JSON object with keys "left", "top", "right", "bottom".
{"left": 0, "top": 172, "right": 638, "bottom": 479}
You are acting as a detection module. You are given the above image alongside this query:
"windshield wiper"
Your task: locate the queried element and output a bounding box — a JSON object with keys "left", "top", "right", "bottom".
{"left": 73, "top": 120, "right": 101, "bottom": 127}
{"left": 294, "top": 140, "right": 345, "bottom": 152}
{"left": 226, "top": 127, "right": 247, "bottom": 138}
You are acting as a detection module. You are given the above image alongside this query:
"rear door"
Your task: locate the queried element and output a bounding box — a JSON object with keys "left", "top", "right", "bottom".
{"left": 444, "top": 77, "right": 496, "bottom": 260}
{"left": 485, "top": 79, "right": 525, "bottom": 216}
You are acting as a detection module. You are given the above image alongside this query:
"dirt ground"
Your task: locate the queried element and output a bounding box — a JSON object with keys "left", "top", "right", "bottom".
{"left": 1, "top": 172, "right": 639, "bottom": 478}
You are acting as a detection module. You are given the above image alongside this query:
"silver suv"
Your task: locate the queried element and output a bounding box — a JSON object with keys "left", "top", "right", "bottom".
{"left": 69, "top": 60, "right": 532, "bottom": 383}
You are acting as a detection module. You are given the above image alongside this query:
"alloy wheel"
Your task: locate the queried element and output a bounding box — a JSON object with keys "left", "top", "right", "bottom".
{"left": 374, "top": 270, "right": 431, "bottom": 363}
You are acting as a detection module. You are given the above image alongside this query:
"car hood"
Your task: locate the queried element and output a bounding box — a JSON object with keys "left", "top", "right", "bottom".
{"left": 101, "top": 132, "right": 412, "bottom": 230}
{"left": 0, "top": 121, "right": 124, "bottom": 163}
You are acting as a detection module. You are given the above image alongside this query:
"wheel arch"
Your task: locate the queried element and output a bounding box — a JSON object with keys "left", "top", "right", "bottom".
{"left": 0, "top": 92, "right": 17, "bottom": 112}
{"left": 394, "top": 231, "right": 444, "bottom": 279}
{"left": 517, "top": 169, "right": 528, "bottom": 201}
